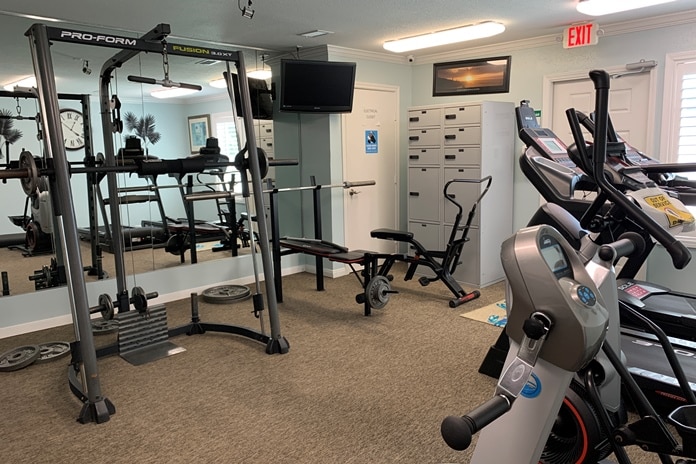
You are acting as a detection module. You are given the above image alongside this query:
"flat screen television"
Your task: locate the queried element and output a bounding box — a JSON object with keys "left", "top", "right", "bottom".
{"left": 280, "top": 59, "right": 357, "bottom": 113}
{"left": 231, "top": 73, "right": 274, "bottom": 120}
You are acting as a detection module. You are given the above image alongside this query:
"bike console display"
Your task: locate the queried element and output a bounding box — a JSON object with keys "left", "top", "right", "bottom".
{"left": 502, "top": 225, "right": 609, "bottom": 372}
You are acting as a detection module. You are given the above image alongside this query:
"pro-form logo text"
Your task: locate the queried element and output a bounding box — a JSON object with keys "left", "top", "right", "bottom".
{"left": 60, "top": 31, "right": 136, "bottom": 46}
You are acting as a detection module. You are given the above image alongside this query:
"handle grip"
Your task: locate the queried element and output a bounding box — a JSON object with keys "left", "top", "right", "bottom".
{"left": 598, "top": 232, "right": 645, "bottom": 261}
{"left": 268, "top": 158, "right": 299, "bottom": 167}
{"left": 441, "top": 395, "right": 511, "bottom": 451}
{"left": 344, "top": 180, "right": 376, "bottom": 188}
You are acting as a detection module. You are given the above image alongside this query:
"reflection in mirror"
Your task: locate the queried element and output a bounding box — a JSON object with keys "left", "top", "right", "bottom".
{"left": 0, "top": 14, "right": 282, "bottom": 296}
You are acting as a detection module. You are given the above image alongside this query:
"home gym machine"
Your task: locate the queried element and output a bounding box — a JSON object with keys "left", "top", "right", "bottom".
{"left": 19, "top": 22, "right": 288, "bottom": 424}
{"left": 442, "top": 70, "right": 696, "bottom": 464}
{"left": 370, "top": 176, "right": 492, "bottom": 308}
{"left": 479, "top": 96, "right": 696, "bottom": 414}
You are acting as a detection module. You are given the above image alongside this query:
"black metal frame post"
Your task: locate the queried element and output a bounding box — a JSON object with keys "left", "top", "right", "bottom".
{"left": 26, "top": 23, "right": 114, "bottom": 424}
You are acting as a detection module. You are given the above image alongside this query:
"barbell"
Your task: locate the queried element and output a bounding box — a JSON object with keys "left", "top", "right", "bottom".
{"left": 89, "top": 286, "right": 158, "bottom": 320}
{"left": 3, "top": 149, "right": 283, "bottom": 197}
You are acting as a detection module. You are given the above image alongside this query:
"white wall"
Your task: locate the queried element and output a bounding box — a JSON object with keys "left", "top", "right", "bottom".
{"left": 6, "top": 16, "right": 696, "bottom": 334}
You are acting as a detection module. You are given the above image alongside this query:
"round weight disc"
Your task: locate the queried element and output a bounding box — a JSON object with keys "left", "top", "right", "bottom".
{"left": 131, "top": 286, "right": 148, "bottom": 313}
{"left": 36, "top": 341, "right": 71, "bottom": 364}
{"left": 365, "top": 275, "right": 391, "bottom": 310}
{"left": 92, "top": 318, "right": 118, "bottom": 335}
{"left": 19, "top": 150, "right": 40, "bottom": 196}
{"left": 98, "top": 293, "right": 115, "bottom": 320}
{"left": 0, "top": 344, "right": 41, "bottom": 372}
{"left": 201, "top": 285, "right": 251, "bottom": 304}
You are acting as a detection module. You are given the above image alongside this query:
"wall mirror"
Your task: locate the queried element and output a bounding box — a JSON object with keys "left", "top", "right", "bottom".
{"left": 0, "top": 13, "right": 288, "bottom": 298}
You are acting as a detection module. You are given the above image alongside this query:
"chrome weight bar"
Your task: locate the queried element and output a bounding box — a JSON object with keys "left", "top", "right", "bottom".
{"left": 2, "top": 150, "right": 254, "bottom": 196}
{"left": 88, "top": 286, "right": 158, "bottom": 320}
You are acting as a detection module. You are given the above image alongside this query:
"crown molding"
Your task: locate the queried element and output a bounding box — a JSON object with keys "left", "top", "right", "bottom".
{"left": 417, "top": 34, "right": 559, "bottom": 64}
{"left": 326, "top": 45, "right": 408, "bottom": 64}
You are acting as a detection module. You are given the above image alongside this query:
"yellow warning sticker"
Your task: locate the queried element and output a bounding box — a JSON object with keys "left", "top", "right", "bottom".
{"left": 643, "top": 193, "right": 695, "bottom": 228}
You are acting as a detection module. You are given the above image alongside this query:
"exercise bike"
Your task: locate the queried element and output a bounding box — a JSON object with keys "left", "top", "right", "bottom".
{"left": 371, "top": 176, "right": 492, "bottom": 308}
{"left": 442, "top": 70, "right": 696, "bottom": 464}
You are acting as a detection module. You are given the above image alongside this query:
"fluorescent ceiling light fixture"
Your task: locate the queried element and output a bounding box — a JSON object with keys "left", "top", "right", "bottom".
{"left": 576, "top": 0, "right": 675, "bottom": 16}
{"left": 383, "top": 21, "right": 505, "bottom": 53}
{"left": 150, "top": 87, "right": 200, "bottom": 99}
{"left": 247, "top": 69, "right": 272, "bottom": 79}
{"left": 3, "top": 76, "right": 37, "bottom": 91}
{"left": 209, "top": 78, "right": 227, "bottom": 88}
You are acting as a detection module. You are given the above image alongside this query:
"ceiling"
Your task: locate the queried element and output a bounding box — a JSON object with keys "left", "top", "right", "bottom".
{"left": 1, "top": 0, "right": 696, "bottom": 100}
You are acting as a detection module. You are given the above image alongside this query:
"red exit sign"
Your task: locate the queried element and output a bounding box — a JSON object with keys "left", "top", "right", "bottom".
{"left": 563, "top": 22, "right": 598, "bottom": 49}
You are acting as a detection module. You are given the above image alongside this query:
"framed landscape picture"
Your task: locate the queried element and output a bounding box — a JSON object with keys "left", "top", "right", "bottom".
{"left": 433, "top": 56, "right": 511, "bottom": 96}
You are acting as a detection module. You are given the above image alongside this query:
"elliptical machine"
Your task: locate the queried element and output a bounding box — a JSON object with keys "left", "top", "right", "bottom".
{"left": 479, "top": 95, "right": 696, "bottom": 415}
{"left": 443, "top": 70, "right": 696, "bottom": 463}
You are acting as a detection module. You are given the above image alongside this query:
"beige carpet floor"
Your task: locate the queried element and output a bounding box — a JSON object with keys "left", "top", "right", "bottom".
{"left": 0, "top": 269, "right": 663, "bottom": 463}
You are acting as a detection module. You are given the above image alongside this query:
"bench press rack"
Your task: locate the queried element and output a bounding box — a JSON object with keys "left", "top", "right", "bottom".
{"left": 267, "top": 177, "right": 404, "bottom": 315}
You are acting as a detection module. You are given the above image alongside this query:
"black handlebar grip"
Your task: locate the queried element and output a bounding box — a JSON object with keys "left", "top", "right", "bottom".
{"left": 589, "top": 69, "right": 610, "bottom": 90}
{"left": 665, "top": 240, "right": 692, "bottom": 269}
{"left": 127, "top": 75, "right": 157, "bottom": 84}
{"left": 344, "top": 180, "right": 376, "bottom": 188}
{"left": 598, "top": 232, "right": 645, "bottom": 262}
{"left": 268, "top": 158, "right": 299, "bottom": 166}
{"left": 441, "top": 395, "right": 511, "bottom": 451}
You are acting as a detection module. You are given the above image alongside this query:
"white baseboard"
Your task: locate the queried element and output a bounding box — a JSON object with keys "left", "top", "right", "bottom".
{"left": 0, "top": 265, "right": 307, "bottom": 340}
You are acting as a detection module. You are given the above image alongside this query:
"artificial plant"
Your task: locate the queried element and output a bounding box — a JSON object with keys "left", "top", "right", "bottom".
{"left": 0, "top": 108, "right": 23, "bottom": 159}
{"left": 123, "top": 111, "right": 161, "bottom": 148}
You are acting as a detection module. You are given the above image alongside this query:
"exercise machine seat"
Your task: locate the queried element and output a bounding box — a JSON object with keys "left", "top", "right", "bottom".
{"left": 370, "top": 228, "right": 414, "bottom": 242}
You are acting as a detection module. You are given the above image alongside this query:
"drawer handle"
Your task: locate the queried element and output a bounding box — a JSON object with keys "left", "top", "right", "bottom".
{"left": 445, "top": 155, "right": 456, "bottom": 160}
{"left": 445, "top": 134, "right": 456, "bottom": 140}
{"left": 409, "top": 192, "right": 420, "bottom": 197}
{"left": 445, "top": 114, "right": 456, "bottom": 120}
{"left": 409, "top": 116, "right": 419, "bottom": 122}
{"left": 409, "top": 136, "right": 420, "bottom": 141}
{"left": 409, "top": 155, "right": 420, "bottom": 160}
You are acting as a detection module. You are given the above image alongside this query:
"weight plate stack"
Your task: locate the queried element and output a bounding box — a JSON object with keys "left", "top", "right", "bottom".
{"left": 201, "top": 285, "right": 251, "bottom": 304}
{"left": 92, "top": 318, "right": 119, "bottom": 335}
{"left": 0, "top": 345, "right": 41, "bottom": 372}
{"left": 36, "top": 341, "right": 71, "bottom": 364}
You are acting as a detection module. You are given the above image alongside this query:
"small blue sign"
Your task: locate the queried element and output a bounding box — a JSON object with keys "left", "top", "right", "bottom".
{"left": 365, "top": 130, "right": 378, "bottom": 154}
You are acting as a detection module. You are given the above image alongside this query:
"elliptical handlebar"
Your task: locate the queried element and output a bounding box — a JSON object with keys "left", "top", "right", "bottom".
{"left": 441, "top": 394, "right": 511, "bottom": 451}
{"left": 574, "top": 70, "right": 691, "bottom": 270}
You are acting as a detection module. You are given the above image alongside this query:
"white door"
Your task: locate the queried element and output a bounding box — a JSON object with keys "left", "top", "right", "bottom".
{"left": 550, "top": 72, "right": 653, "bottom": 151}
{"left": 342, "top": 85, "right": 399, "bottom": 253}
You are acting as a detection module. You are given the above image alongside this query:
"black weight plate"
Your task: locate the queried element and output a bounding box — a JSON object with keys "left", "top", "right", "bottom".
{"left": 92, "top": 318, "right": 118, "bottom": 335}
{"left": 201, "top": 285, "right": 251, "bottom": 304}
{"left": 36, "top": 341, "right": 71, "bottom": 364}
{"left": 0, "top": 344, "right": 40, "bottom": 372}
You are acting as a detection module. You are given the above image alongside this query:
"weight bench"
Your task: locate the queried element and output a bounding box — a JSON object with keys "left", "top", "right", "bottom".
{"left": 277, "top": 237, "right": 400, "bottom": 316}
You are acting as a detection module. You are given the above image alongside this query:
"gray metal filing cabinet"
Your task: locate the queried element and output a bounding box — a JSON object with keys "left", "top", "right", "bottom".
{"left": 406, "top": 101, "right": 514, "bottom": 287}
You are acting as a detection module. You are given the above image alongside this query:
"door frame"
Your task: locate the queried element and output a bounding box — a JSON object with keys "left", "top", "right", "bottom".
{"left": 541, "top": 65, "right": 658, "bottom": 152}
{"left": 341, "top": 81, "right": 400, "bottom": 255}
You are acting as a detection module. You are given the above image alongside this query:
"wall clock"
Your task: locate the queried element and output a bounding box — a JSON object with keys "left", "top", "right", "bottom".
{"left": 59, "top": 109, "right": 85, "bottom": 150}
